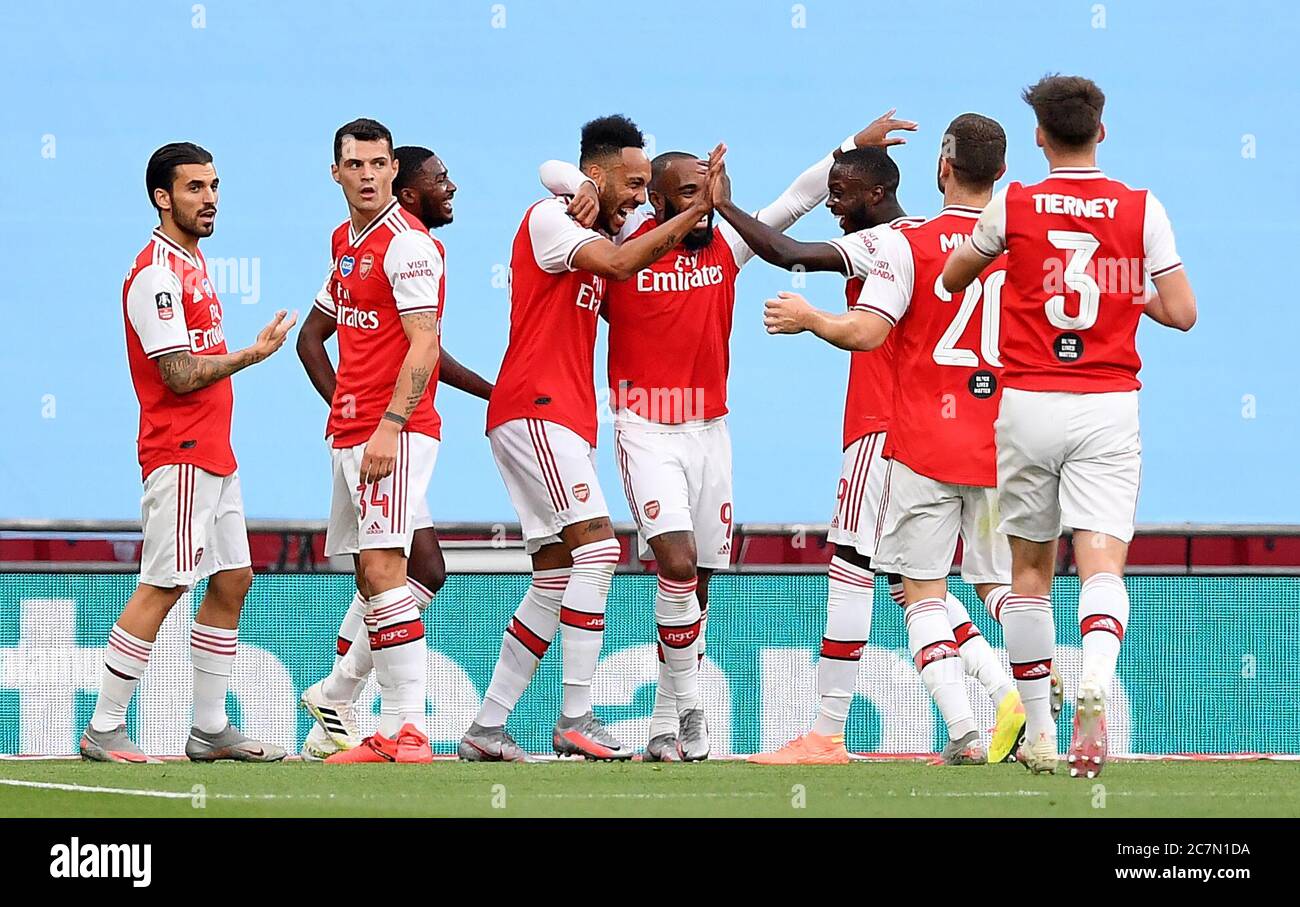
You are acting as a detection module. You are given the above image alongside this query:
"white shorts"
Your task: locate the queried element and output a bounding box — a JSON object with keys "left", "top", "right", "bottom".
{"left": 613, "top": 416, "right": 734, "bottom": 570}
{"left": 873, "top": 459, "right": 1011, "bottom": 585}
{"left": 325, "top": 432, "right": 439, "bottom": 557}
{"left": 489, "top": 418, "right": 610, "bottom": 554}
{"left": 827, "top": 432, "right": 889, "bottom": 560}
{"left": 996, "top": 388, "right": 1142, "bottom": 544}
{"left": 139, "top": 464, "right": 251, "bottom": 588}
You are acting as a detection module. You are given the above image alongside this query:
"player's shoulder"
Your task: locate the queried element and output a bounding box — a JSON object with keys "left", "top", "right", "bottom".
{"left": 126, "top": 235, "right": 184, "bottom": 289}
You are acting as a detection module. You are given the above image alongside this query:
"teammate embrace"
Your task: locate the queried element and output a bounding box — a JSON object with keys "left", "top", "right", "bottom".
{"left": 88, "top": 75, "right": 1192, "bottom": 772}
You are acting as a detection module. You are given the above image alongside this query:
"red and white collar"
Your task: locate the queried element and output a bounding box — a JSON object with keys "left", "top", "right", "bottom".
{"left": 1048, "top": 167, "right": 1106, "bottom": 180}
{"left": 151, "top": 228, "right": 202, "bottom": 269}
{"left": 348, "top": 198, "right": 401, "bottom": 246}
{"left": 938, "top": 205, "right": 983, "bottom": 219}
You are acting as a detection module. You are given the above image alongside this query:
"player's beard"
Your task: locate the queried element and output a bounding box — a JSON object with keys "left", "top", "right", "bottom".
{"left": 175, "top": 204, "right": 216, "bottom": 239}
{"left": 665, "top": 199, "right": 713, "bottom": 251}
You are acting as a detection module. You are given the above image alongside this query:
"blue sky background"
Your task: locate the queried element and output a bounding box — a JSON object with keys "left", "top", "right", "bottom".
{"left": 1, "top": 0, "right": 1295, "bottom": 523}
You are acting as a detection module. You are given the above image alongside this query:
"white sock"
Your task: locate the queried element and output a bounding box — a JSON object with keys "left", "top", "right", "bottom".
{"left": 907, "top": 598, "right": 975, "bottom": 741}
{"left": 90, "top": 625, "right": 153, "bottom": 733}
{"left": 983, "top": 584, "right": 1012, "bottom": 625}
{"left": 655, "top": 575, "right": 702, "bottom": 715}
{"left": 649, "top": 648, "right": 678, "bottom": 738}
{"left": 1002, "top": 593, "right": 1056, "bottom": 742}
{"left": 190, "top": 623, "right": 237, "bottom": 734}
{"left": 367, "top": 585, "right": 426, "bottom": 737}
{"left": 407, "top": 577, "right": 435, "bottom": 611}
{"left": 477, "top": 568, "right": 568, "bottom": 727}
{"left": 559, "top": 539, "right": 619, "bottom": 719}
{"left": 946, "top": 592, "right": 1014, "bottom": 704}
{"left": 1079, "top": 573, "right": 1128, "bottom": 692}
{"left": 813, "top": 557, "right": 873, "bottom": 737}
{"left": 323, "top": 591, "right": 371, "bottom": 703}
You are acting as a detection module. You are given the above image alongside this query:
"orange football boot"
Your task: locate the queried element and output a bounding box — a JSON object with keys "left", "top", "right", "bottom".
{"left": 325, "top": 724, "right": 433, "bottom": 764}
{"left": 747, "top": 731, "right": 851, "bottom": 765}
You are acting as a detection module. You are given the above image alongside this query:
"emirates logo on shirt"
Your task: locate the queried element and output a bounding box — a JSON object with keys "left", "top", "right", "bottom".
{"left": 643, "top": 500, "right": 660, "bottom": 520}
{"left": 572, "top": 483, "right": 590, "bottom": 503}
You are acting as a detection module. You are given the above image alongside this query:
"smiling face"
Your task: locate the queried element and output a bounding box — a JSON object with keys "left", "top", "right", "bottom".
{"left": 399, "top": 154, "right": 457, "bottom": 229}
{"left": 592, "top": 146, "right": 651, "bottom": 235}
{"left": 157, "top": 162, "right": 219, "bottom": 238}
{"left": 825, "top": 162, "right": 887, "bottom": 234}
{"left": 332, "top": 136, "right": 396, "bottom": 219}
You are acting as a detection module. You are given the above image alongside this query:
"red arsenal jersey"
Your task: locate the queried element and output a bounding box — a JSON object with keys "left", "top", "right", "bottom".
{"left": 122, "top": 229, "right": 236, "bottom": 481}
{"left": 487, "top": 198, "right": 608, "bottom": 446}
{"left": 604, "top": 218, "right": 743, "bottom": 424}
{"left": 828, "top": 216, "right": 924, "bottom": 449}
{"left": 314, "top": 199, "right": 444, "bottom": 448}
{"left": 851, "top": 207, "right": 1007, "bottom": 487}
{"left": 970, "top": 168, "right": 1182, "bottom": 393}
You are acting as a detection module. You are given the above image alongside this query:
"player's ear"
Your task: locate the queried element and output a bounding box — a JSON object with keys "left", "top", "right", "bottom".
{"left": 1034, "top": 126, "right": 1046, "bottom": 149}
{"left": 583, "top": 163, "right": 604, "bottom": 191}
{"left": 330, "top": 163, "right": 341, "bottom": 185}
{"left": 995, "top": 162, "right": 1007, "bottom": 181}
{"left": 153, "top": 188, "right": 171, "bottom": 212}
{"left": 1096, "top": 122, "right": 1106, "bottom": 144}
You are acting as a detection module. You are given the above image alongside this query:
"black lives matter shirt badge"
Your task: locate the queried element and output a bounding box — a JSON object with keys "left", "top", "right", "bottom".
{"left": 1054, "top": 333, "right": 1084, "bottom": 362}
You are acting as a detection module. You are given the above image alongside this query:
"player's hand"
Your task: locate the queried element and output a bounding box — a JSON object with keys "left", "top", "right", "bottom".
{"left": 567, "top": 182, "right": 600, "bottom": 228}
{"left": 359, "top": 421, "right": 399, "bottom": 484}
{"left": 694, "top": 143, "right": 727, "bottom": 214}
{"left": 249, "top": 309, "right": 299, "bottom": 362}
{"left": 764, "top": 292, "right": 813, "bottom": 334}
{"left": 852, "top": 108, "right": 918, "bottom": 149}
{"left": 711, "top": 161, "right": 732, "bottom": 208}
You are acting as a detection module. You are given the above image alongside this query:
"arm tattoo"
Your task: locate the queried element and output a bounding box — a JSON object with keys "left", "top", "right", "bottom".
{"left": 158, "top": 350, "right": 254, "bottom": 394}
{"left": 402, "top": 365, "right": 432, "bottom": 416}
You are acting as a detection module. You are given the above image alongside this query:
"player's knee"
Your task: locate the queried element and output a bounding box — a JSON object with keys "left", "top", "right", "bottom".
{"left": 656, "top": 547, "right": 697, "bottom": 582}
{"left": 409, "top": 559, "right": 446, "bottom": 596}
{"left": 358, "top": 554, "right": 403, "bottom": 596}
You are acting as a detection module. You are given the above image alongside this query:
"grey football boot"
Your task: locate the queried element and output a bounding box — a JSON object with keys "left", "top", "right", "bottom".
{"left": 459, "top": 722, "right": 532, "bottom": 762}
{"left": 643, "top": 733, "right": 682, "bottom": 763}
{"left": 676, "top": 709, "right": 710, "bottom": 762}
{"left": 552, "top": 712, "right": 634, "bottom": 760}
{"left": 80, "top": 725, "right": 161, "bottom": 764}
{"left": 186, "top": 723, "right": 287, "bottom": 762}
{"left": 940, "top": 729, "right": 988, "bottom": 765}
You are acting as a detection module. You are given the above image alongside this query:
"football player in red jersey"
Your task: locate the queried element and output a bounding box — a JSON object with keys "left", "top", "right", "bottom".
{"left": 535, "top": 111, "right": 918, "bottom": 762}
{"left": 297, "top": 144, "right": 495, "bottom": 761}
{"left": 81, "top": 142, "right": 295, "bottom": 764}
{"left": 463, "top": 116, "right": 723, "bottom": 762}
{"left": 944, "top": 76, "right": 1196, "bottom": 776}
{"left": 715, "top": 144, "right": 1025, "bottom": 765}
{"left": 303, "top": 119, "right": 449, "bottom": 764}
{"left": 762, "top": 115, "right": 1036, "bottom": 765}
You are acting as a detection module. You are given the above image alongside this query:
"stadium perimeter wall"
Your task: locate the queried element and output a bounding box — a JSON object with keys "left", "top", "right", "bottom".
{"left": 2, "top": 573, "right": 1295, "bottom": 757}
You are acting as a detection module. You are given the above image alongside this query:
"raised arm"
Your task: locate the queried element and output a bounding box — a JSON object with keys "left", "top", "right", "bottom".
{"left": 158, "top": 311, "right": 295, "bottom": 394}
{"left": 751, "top": 110, "right": 918, "bottom": 235}
{"left": 571, "top": 145, "right": 726, "bottom": 280}
{"left": 716, "top": 192, "right": 846, "bottom": 272}
{"left": 763, "top": 292, "right": 892, "bottom": 351}
{"left": 439, "top": 348, "right": 494, "bottom": 400}
{"left": 296, "top": 305, "right": 338, "bottom": 404}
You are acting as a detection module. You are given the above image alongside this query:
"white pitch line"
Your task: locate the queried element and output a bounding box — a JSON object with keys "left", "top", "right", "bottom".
{"left": 0, "top": 778, "right": 330, "bottom": 801}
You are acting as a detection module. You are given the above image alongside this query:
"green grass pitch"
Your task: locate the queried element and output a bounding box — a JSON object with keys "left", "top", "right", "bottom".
{"left": 1, "top": 759, "right": 1297, "bottom": 818}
